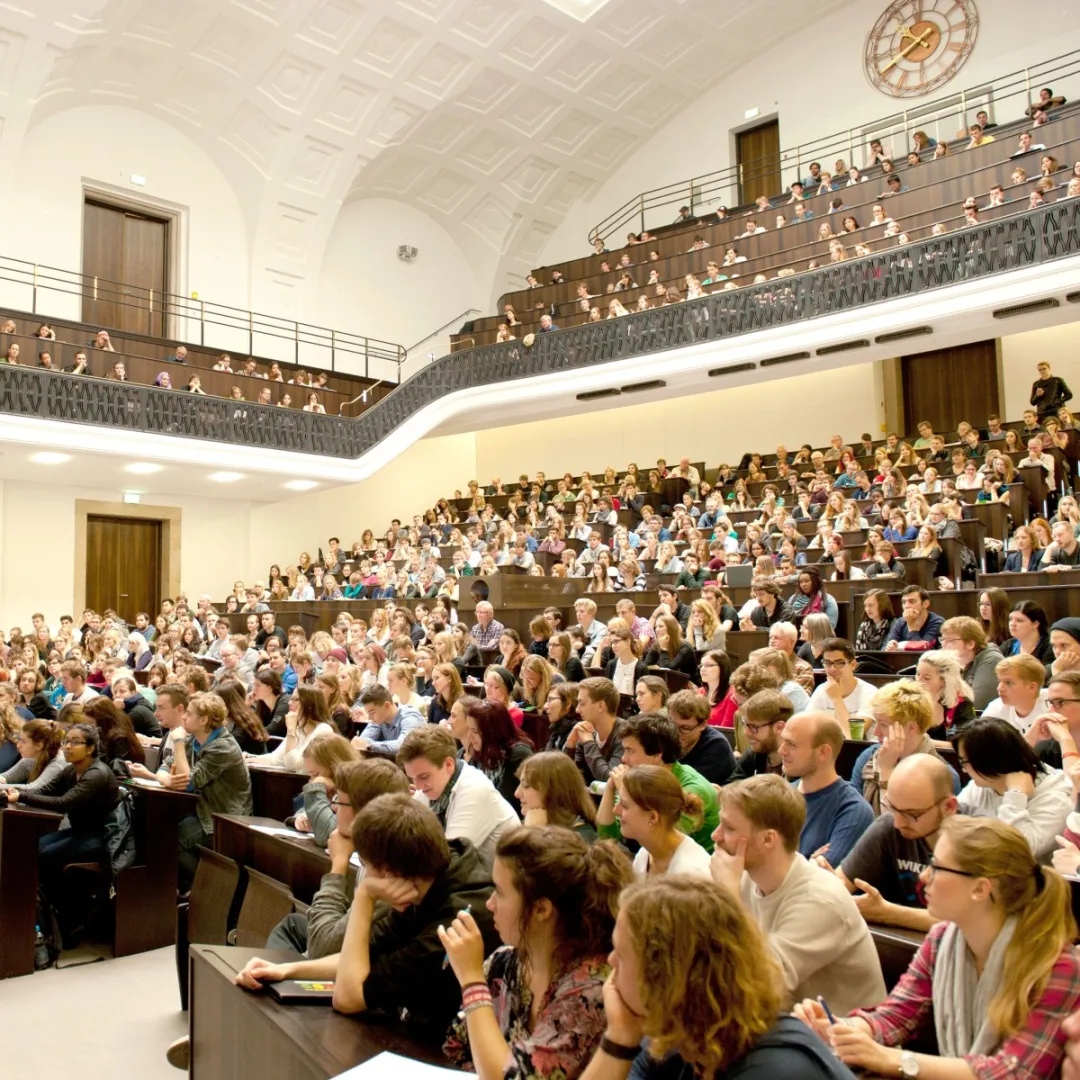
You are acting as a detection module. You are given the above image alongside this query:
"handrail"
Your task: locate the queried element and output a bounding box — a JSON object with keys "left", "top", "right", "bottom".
{"left": 405, "top": 309, "right": 482, "bottom": 355}
{"left": 587, "top": 48, "right": 1080, "bottom": 247}
{"left": 338, "top": 379, "right": 390, "bottom": 417}
{"left": 0, "top": 253, "right": 406, "bottom": 382}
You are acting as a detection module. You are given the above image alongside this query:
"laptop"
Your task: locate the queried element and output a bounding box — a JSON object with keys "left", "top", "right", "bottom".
{"left": 266, "top": 979, "right": 336, "bottom": 1005}
{"left": 724, "top": 564, "right": 754, "bottom": 588}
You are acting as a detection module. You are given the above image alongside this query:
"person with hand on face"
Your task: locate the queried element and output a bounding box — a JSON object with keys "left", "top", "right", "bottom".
{"left": 441, "top": 827, "right": 633, "bottom": 1080}
{"left": 956, "top": 716, "right": 1072, "bottom": 862}
{"left": 1050, "top": 618, "right": 1080, "bottom": 680}
{"left": 515, "top": 750, "right": 598, "bottom": 841}
{"left": 710, "top": 775, "right": 886, "bottom": 1016}
{"left": 563, "top": 677, "right": 624, "bottom": 784}
{"left": 850, "top": 681, "right": 961, "bottom": 816}
{"left": 805, "top": 638, "right": 877, "bottom": 738}
{"left": 588, "top": 876, "right": 857, "bottom": 1080}
{"left": 290, "top": 733, "right": 356, "bottom": 846}
{"left": 796, "top": 817, "right": 1080, "bottom": 1080}
{"left": 885, "top": 586, "right": 943, "bottom": 652}
{"left": 234, "top": 794, "right": 500, "bottom": 1038}
{"left": 0, "top": 718, "right": 66, "bottom": 791}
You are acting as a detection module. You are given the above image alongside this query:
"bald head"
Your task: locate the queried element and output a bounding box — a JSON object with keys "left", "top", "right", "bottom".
{"left": 890, "top": 754, "right": 956, "bottom": 804}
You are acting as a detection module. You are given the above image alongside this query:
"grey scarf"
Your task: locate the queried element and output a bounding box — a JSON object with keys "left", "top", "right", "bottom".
{"left": 429, "top": 758, "right": 464, "bottom": 826}
{"left": 931, "top": 916, "right": 1017, "bottom": 1059}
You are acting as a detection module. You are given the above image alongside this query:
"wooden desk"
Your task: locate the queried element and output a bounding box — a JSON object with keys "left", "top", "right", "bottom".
{"left": 248, "top": 766, "right": 308, "bottom": 822}
{"left": 213, "top": 814, "right": 354, "bottom": 905}
{"left": 725, "top": 630, "right": 770, "bottom": 666}
{"left": 117, "top": 783, "right": 201, "bottom": 956}
{"left": 189, "top": 945, "right": 445, "bottom": 1080}
{"left": 868, "top": 924, "right": 925, "bottom": 992}
{"left": 0, "top": 806, "right": 61, "bottom": 978}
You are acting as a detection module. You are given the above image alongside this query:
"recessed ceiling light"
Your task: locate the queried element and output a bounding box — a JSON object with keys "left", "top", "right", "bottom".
{"left": 208, "top": 471, "right": 244, "bottom": 483}
{"left": 284, "top": 480, "right": 318, "bottom": 491}
{"left": 124, "top": 462, "right": 164, "bottom": 475}
{"left": 30, "top": 452, "right": 71, "bottom": 465}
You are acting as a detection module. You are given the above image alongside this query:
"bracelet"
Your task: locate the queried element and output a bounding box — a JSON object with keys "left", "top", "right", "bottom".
{"left": 599, "top": 1036, "right": 640, "bottom": 1061}
{"left": 461, "top": 981, "right": 487, "bottom": 994}
{"left": 462, "top": 999, "right": 495, "bottom": 1017}
{"left": 1065, "top": 751, "right": 1080, "bottom": 760}
{"left": 462, "top": 985, "right": 492, "bottom": 1008}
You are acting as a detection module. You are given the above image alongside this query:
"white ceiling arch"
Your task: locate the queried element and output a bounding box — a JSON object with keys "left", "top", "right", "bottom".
{"left": 10, "top": 0, "right": 853, "bottom": 316}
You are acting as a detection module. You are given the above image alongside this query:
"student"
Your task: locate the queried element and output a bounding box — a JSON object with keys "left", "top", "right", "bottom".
{"left": 292, "top": 733, "right": 356, "bottom": 846}
{"left": 955, "top": 716, "right": 1072, "bottom": 861}
{"left": 587, "top": 876, "right": 856, "bottom": 1079}
{"left": 441, "top": 826, "right": 633, "bottom": 1079}
{"left": 0, "top": 718, "right": 66, "bottom": 790}
{"left": 797, "top": 817, "right": 1080, "bottom": 1079}
{"left": 563, "top": 677, "right": 624, "bottom": 783}
{"left": 462, "top": 701, "right": 533, "bottom": 815}
{"left": 980, "top": 654, "right": 1051, "bottom": 734}
{"left": 711, "top": 775, "right": 886, "bottom": 1015}
{"left": 260, "top": 686, "right": 334, "bottom": 771}
{"left": 234, "top": 794, "right": 500, "bottom": 1037}
{"left": 805, "top": 638, "right": 878, "bottom": 737}
{"left": 609, "top": 764, "right": 711, "bottom": 879}
{"left": 729, "top": 688, "right": 792, "bottom": 780}
{"left": 779, "top": 712, "right": 875, "bottom": 863}
{"left": 351, "top": 684, "right": 423, "bottom": 757}
{"left": 399, "top": 726, "right": 519, "bottom": 868}
{"left": 596, "top": 713, "right": 718, "bottom": 852}
{"left": 666, "top": 689, "right": 736, "bottom": 785}
{"left": 515, "top": 751, "right": 598, "bottom": 842}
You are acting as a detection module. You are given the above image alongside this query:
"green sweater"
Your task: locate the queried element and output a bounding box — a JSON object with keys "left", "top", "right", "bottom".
{"left": 598, "top": 761, "right": 718, "bottom": 853}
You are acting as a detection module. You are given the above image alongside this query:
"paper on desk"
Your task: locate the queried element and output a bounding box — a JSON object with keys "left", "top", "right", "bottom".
{"left": 332, "top": 1052, "right": 464, "bottom": 1079}
{"left": 125, "top": 776, "right": 162, "bottom": 789}
{"left": 250, "top": 825, "right": 317, "bottom": 841}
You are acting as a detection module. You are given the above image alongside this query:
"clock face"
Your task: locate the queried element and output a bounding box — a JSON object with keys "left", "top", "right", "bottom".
{"left": 865, "top": 0, "right": 979, "bottom": 98}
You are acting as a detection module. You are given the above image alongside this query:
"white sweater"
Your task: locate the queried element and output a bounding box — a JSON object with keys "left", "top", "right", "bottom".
{"left": 261, "top": 722, "right": 335, "bottom": 772}
{"left": 632, "top": 833, "right": 712, "bottom": 880}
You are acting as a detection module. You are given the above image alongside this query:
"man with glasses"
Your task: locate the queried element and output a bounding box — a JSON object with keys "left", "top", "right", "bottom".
{"left": 939, "top": 616, "right": 1003, "bottom": 712}
{"left": 730, "top": 690, "right": 792, "bottom": 781}
{"left": 806, "top": 638, "right": 877, "bottom": 737}
{"left": 1027, "top": 671, "right": 1080, "bottom": 769}
{"left": 829, "top": 755, "right": 959, "bottom": 931}
{"left": 668, "top": 689, "right": 735, "bottom": 785}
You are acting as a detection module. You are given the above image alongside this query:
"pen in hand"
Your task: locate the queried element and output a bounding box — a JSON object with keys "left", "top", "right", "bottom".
{"left": 442, "top": 905, "right": 471, "bottom": 969}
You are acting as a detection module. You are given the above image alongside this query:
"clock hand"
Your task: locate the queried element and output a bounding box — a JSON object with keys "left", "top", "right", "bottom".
{"left": 900, "top": 25, "right": 930, "bottom": 47}
{"left": 881, "top": 35, "right": 929, "bottom": 74}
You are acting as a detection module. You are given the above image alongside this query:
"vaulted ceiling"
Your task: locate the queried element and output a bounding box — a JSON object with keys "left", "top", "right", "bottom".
{"left": 4, "top": 0, "right": 852, "bottom": 305}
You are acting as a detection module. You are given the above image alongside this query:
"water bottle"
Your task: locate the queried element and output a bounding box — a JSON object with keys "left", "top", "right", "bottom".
{"left": 588, "top": 780, "right": 607, "bottom": 796}
{"left": 33, "top": 924, "right": 49, "bottom": 970}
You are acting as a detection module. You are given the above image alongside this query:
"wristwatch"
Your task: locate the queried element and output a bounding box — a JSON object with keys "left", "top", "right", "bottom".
{"left": 899, "top": 1050, "right": 920, "bottom": 1078}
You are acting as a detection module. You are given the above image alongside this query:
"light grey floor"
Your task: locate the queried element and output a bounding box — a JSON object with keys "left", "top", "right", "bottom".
{"left": 0, "top": 946, "right": 187, "bottom": 1080}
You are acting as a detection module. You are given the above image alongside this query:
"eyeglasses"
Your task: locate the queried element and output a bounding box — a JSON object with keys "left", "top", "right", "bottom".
{"left": 62, "top": 739, "right": 86, "bottom": 747}
{"left": 822, "top": 658, "right": 850, "bottom": 669}
{"left": 891, "top": 802, "right": 940, "bottom": 823}
{"left": 1048, "top": 698, "right": 1080, "bottom": 710}
{"left": 926, "top": 859, "right": 979, "bottom": 882}
{"left": 743, "top": 721, "right": 776, "bottom": 735}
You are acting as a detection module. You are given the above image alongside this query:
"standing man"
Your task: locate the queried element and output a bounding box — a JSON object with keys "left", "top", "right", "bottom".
{"left": 1031, "top": 361, "right": 1072, "bottom": 421}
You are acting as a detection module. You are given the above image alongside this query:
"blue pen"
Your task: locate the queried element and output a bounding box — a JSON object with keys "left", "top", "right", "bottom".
{"left": 442, "top": 905, "right": 471, "bottom": 969}
{"left": 817, "top": 995, "right": 837, "bottom": 1025}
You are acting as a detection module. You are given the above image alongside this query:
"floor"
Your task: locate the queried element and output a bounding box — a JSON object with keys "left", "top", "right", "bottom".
{"left": 0, "top": 946, "right": 187, "bottom": 1080}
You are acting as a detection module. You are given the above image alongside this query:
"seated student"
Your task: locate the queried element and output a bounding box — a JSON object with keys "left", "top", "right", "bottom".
{"left": 515, "top": 751, "right": 598, "bottom": 841}
{"left": 1029, "top": 670, "right": 1080, "bottom": 770}
{"left": 399, "top": 726, "right": 519, "bottom": 868}
{"left": 850, "top": 681, "right": 961, "bottom": 815}
{"left": 644, "top": 615, "right": 698, "bottom": 682}
{"left": 980, "top": 654, "right": 1051, "bottom": 735}
{"left": 730, "top": 689, "right": 792, "bottom": 780}
{"left": 607, "top": 764, "right": 711, "bottom": 879}
{"left": 589, "top": 875, "right": 855, "bottom": 1080}
{"left": 797, "top": 817, "right": 1080, "bottom": 1080}
{"left": 833, "top": 754, "right": 959, "bottom": 932}
{"left": 266, "top": 758, "right": 411, "bottom": 958}
{"left": 290, "top": 733, "right": 356, "bottom": 846}
{"left": 956, "top": 716, "right": 1072, "bottom": 862}
{"left": 162, "top": 692, "right": 252, "bottom": 890}
{"left": 84, "top": 697, "right": 146, "bottom": 772}
{"left": 780, "top": 712, "right": 875, "bottom": 863}
{"left": 0, "top": 718, "right": 66, "bottom": 791}
{"left": 604, "top": 627, "right": 648, "bottom": 695}
{"left": 711, "top": 775, "right": 886, "bottom": 1015}
{"left": 885, "top": 585, "right": 944, "bottom": 652}
{"left": 112, "top": 675, "right": 161, "bottom": 737}
{"left": 805, "top": 638, "right": 877, "bottom": 737}
{"left": 351, "top": 684, "right": 423, "bottom": 757}
{"left": 6, "top": 722, "right": 119, "bottom": 945}
{"left": 563, "top": 677, "right": 624, "bottom": 784}
{"left": 461, "top": 700, "right": 533, "bottom": 816}
{"left": 752, "top": 648, "right": 811, "bottom": 713}
{"left": 234, "top": 794, "right": 500, "bottom": 1037}
{"left": 667, "top": 689, "right": 735, "bottom": 785}
{"left": 940, "top": 616, "right": 1004, "bottom": 712}
{"left": 596, "top": 713, "right": 718, "bottom": 852}
{"left": 740, "top": 577, "right": 796, "bottom": 630}
{"left": 260, "top": 686, "right": 335, "bottom": 771}
{"left": 482, "top": 666, "right": 525, "bottom": 728}
{"left": 441, "top": 826, "right": 633, "bottom": 1078}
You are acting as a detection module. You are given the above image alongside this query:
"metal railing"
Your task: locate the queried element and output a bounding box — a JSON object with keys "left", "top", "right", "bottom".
{"left": 588, "top": 48, "right": 1080, "bottom": 245}
{"left": 0, "top": 202, "right": 1075, "bottom": 458}
{"left": 0, "top": 254, "right": 407, "bottom": 383}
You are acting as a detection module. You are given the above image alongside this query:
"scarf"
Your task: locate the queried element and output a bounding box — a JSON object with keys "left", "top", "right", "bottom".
{"left": 931, "top": 916, "right": 1016, "bottom": 1059}
{"left": 429, "top": 758, "right": 464, "bottom": 826}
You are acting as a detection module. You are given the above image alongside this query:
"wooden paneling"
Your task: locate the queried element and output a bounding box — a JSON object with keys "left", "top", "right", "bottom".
{"left": 737, "top": 120, "right": 781, "bottom": 207}
{"left": 86, "top": 515, "right": 161, "bottom": 623}
{"left": 82, "top": 200, "right": 169, "bottom": 337}
{"left": 901, "top": 340, "right": 1000, "bottom": 435}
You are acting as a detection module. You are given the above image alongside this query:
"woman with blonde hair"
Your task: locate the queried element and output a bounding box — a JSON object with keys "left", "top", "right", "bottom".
{"left": 387, "top": 663, "right": 425, "bottom": 715}
{"left": 916, "top": 650, "right": 975, "bottom": 742}
{"left": 798, "top": 816, "right": 1080, "bottom": 1078}
{"left": 548, "top": 632, "right": 586, "bottom": 683}
{"left": 518, "top": 654, "right": 553, "bottom": 711}
{"left": 688, "top": 599, "right": 724, "bottom": 653}
{"left": 654, "top": 540, "right": 684, "bottom": 576}
{"left": 292, "top": 732, "right": 356, "bottom": 846}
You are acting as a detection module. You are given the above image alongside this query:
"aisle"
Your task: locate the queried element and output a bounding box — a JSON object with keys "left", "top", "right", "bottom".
{"left": 0, "top": 946, "right": 186, "bottom": 1080}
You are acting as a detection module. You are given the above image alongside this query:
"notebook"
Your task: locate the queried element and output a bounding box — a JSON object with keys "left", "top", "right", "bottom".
{"left": 724, "top": 563, "right": 754, "bottom": 587}
{"left": 266, "top": 979, "right": 335, "bottom": 1004}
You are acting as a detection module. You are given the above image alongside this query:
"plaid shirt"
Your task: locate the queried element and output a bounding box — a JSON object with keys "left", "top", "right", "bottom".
{"left": 852, "top": 922, "right": 1080, "bottom": 1080}
{"left": 470, "top": 618, "right": 505, "bottom": 650}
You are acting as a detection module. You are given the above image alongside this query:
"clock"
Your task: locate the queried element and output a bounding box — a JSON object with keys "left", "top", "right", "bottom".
{"left": 865, "top": 0, "right": 978, "bottom": 98}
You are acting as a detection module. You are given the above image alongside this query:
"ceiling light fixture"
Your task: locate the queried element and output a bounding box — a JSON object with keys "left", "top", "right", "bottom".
{"left": 284, "top": 480, "right": 318, "bottom": 491}
{"left": 208, "top": 471, "right": 245, "bottom": 483}
{"left": 124, "top": 462, "right": 164, "bottom": 475}
{"left": 30, "top": 452, "right": 71, "bottom": 465}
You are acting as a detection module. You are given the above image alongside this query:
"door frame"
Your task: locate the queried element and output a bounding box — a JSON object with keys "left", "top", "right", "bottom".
{"left": 81, "top": 181, "right": 187, "bottom": 339}
{"left": 729, "top": 113, "right": 780, "bottom": 208}
{"left": 74, "top": 501, "right": 181, "bottom": 619}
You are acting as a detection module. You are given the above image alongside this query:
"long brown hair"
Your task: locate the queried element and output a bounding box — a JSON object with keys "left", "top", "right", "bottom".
{"left": 432, "top": 662, "right": 463, "bottom": 709}
{"left": 620, "top": 764, "right": 702, "bottom": 830}
{"left": 83, "top": 697, "right": 146, "bottom": 764}
{"left": 296, "top": 684, "right": 331, "bottom": 735}
{"left": 20, "top": 718, "right": 63, "bottom": 780}
{"left": 214, "top": 679, "right": 268, "bottom": 744}
{"left": 517, "top": 750, "right": 596, "bottom": 827}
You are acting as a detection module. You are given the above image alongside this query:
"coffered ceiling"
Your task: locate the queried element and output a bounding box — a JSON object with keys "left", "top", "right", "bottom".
{"left": 3, "top": 0, "right": 852, "bottom": 305}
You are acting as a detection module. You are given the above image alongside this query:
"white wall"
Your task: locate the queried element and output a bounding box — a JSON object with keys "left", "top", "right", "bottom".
{"left": 1, "top": 106, "right": 250, "bottom": 335}
{"left": 317, "top": 199, "right": 484, "bottom": 380}
{"left": 543, "top": 0, "right": 1080, "bottom": 266}
{"left": 1001, "top": 322, "right": 1080, "bottom": 420}
{"left": 0, "top": 481, "right": 253, "bottom": 626}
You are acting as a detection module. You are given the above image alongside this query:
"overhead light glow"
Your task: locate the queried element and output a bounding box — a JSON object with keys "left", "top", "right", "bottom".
{"left": 124, "top": 462, "right": 164, "bottom": 475}
{"left": 30, "top": 452, "right": 71, "bottom": 465}
{"left": 208, "top": 471, "right": 245, "bottom": 483}
{"left": 284, "top": 479, "right": 318, "bottom": 491}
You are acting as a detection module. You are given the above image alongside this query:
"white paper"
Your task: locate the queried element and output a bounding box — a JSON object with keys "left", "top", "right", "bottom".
{"left": 332, "top": 1052, "right": 464, "bottom": 1079}
{"left": 249, "top": 825, "right": 317, "bottom": 841}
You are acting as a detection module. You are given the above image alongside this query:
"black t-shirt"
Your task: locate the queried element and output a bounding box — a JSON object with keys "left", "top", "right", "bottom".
{"left": 1048, "top": 543, "right": 1080, "bottom": 566}
{"left": 1036, "top": 739, "right": 1064, "bottom": 769}
{"left": 254, "top": 626, "right": 288, "bottom": 650}
{"left": 841, "top": 813, "right": 930, "bottom": 909}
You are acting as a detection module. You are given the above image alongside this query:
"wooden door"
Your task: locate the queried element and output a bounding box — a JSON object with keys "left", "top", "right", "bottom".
{"left": 737, "top": 120, "right": 781, "bottom": 207}
{"left": 82, "top": 200, "right": 169, "bottom": 336}
{"left": 901, "top": 340, "right": 1000, "bottom": 436}
{"left": 86, "top": 516, "right": 162, "bottom": 623}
